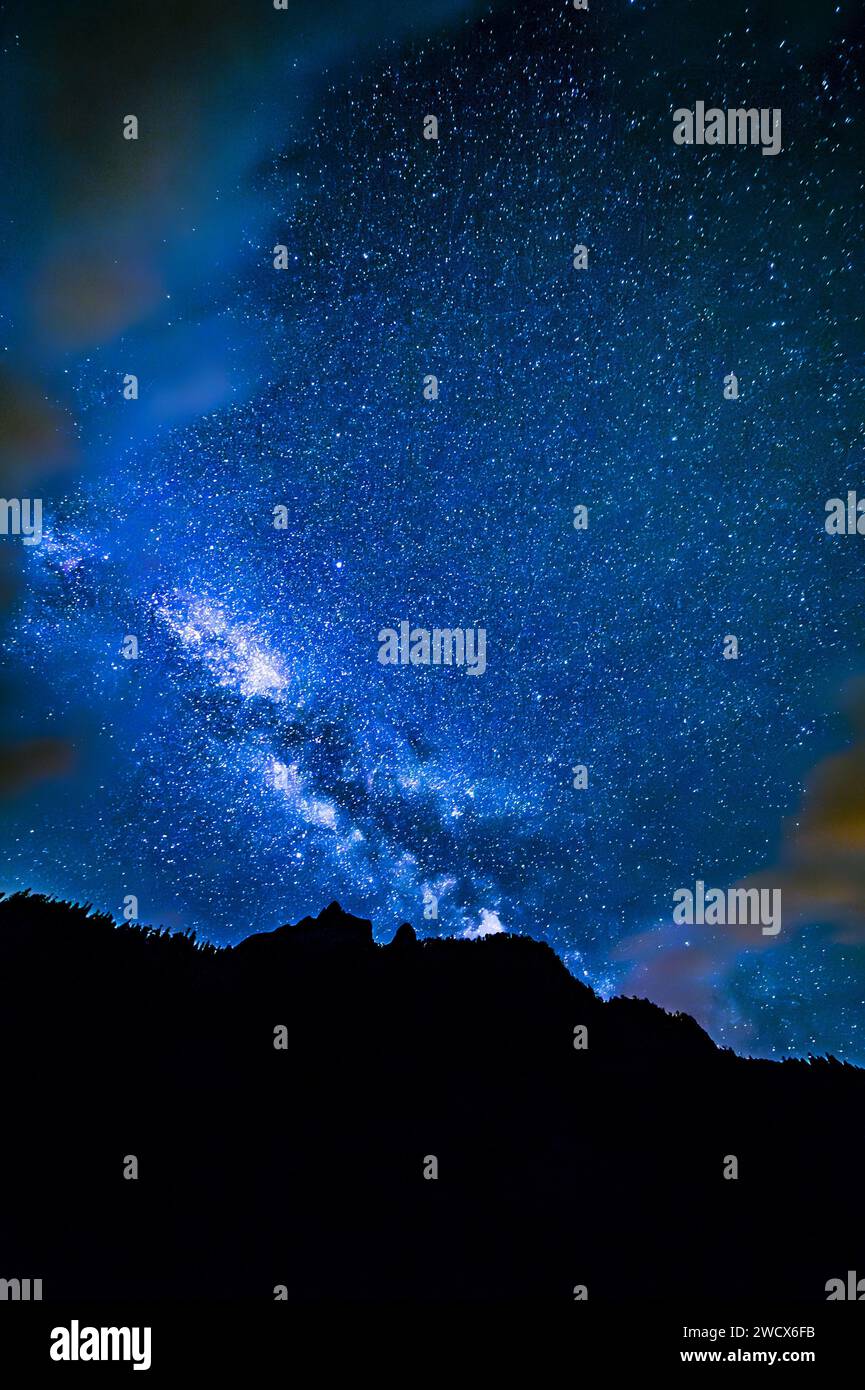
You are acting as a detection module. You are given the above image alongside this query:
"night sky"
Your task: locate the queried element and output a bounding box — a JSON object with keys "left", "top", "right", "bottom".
{"left": 2, "top": 0, "right": 865, "bottom": 1062}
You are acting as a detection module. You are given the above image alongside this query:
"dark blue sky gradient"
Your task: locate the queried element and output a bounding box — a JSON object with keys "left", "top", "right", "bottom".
{"left": 2, "top": 0, "right": 865, "bottom": 1061}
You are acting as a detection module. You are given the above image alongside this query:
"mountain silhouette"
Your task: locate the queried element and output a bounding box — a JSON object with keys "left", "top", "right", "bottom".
{"left": 0, "top": 890, "right": 862, "bottom": 1302}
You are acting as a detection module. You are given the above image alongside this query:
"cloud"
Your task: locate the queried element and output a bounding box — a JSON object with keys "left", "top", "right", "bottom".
{"left": 614, "top": 677, "right": 865, "bottom": 1035}
{"left": 463, "top": 908, "right": 505, "bottom": 941}
{"left": 0, "top": 373, "right": 77, "bottom": 795}
{"left": 0, "top": 739, "right": 75, "bottom": 796}
{"left": 760, "top": 677, "right": 865, "bottom": 944}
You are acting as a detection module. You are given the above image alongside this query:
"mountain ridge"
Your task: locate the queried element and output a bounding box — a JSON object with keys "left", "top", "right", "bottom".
{"left": 0, "top": 890, "right": 862, "bottom": 1301}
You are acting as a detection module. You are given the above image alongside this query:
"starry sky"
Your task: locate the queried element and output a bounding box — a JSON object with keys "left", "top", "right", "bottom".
{"left": 2, "top": 0, "right": 865, "bottom": 1062}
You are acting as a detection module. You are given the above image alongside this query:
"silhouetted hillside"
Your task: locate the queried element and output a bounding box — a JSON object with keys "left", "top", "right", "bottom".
{"left": 0, "top": 891, "right": 862, "bottom": 1302}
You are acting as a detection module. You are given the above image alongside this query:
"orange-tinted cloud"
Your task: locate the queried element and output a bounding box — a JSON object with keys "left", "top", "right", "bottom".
{"left": 0, "top": 739, "right": 75, "bottom": 796}
{"left": 615, "top": 678, "right": 865, "bottom": 1034}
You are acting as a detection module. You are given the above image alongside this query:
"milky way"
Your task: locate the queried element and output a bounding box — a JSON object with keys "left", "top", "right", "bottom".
{"left": 3, "top": 0, "right": 865, "bottom": 1062}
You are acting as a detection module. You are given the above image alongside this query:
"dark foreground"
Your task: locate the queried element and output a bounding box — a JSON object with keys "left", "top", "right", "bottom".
{"left": 0, "top": 892, "right": 862, "bottom": 1303}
